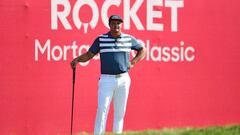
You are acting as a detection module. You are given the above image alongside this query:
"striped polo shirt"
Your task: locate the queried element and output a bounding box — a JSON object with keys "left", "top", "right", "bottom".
{"left": 89, "top": 32, "right": 143, "bottom": 74}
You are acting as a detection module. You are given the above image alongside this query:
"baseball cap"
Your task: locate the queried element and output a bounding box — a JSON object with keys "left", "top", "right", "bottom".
{"left": 109, "top": 15, "right": 123, "bottom": 24}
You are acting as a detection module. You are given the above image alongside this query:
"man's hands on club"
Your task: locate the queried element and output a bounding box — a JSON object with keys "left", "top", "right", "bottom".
{"left": 71, "top": 59, "right": 78, "bottom": 69}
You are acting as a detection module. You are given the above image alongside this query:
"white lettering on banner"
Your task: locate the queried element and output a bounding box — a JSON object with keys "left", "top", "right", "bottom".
{"left": 124, "top": 0, "right": 144, "bottom": 30}
{"left": 37, "top": 0, "right": 194, "bottom": 66}
{"left": 35, "top": 39, "right": 94, "bottom": 66}
{"left": 147, "top": 0, "right": 163, "bottom": 31}
{"left": 101, "top": 0, "right": 121, "bottom": 28}
{"left": 51, "top": 0, "right": 184, "bottom": 33}
{"left": 73, "top": 0, "right": 99, "bottom": 33}
{"left": 51, "top": 0, "right": 99, "bottom": 33}
{"left": 165, "top": 0, "right": 184, "bottom": 32}
{"left": 35, "top": 39, "right": 51, "bottom": 61}
{"left": 144, "top": 41, "right": 195, "bottom": 62}
{"left": 51, "top": 0, "right": 72, "bottom": 30}
{"left": 35, "top": 39, "right": 195, "bottom": 66}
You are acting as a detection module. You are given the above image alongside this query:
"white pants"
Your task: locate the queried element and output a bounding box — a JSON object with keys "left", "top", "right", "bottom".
{"left": 94, "top": 72, "right": 131, "bottom": 135}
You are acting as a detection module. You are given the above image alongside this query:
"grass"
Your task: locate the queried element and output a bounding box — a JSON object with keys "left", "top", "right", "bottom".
{"left": 77, "top": 125, "right": 240, "bottom": 135}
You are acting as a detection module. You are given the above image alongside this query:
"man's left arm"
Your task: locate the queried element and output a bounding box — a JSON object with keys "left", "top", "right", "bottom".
{"left": 129, "top": 46, "right": 146, "bottom": 68}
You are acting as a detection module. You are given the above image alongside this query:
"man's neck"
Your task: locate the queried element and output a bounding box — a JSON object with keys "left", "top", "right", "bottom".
{"left": 110, "top": 31, "right": 121, "bottom": 38}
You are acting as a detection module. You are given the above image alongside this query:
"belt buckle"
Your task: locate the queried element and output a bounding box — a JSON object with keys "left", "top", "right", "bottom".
{"left": 115, "top": 74, "right": 121, "bottom": 78}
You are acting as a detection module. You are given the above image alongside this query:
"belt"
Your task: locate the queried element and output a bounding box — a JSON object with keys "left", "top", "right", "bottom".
{"left": 101, "top": 72, "right": 128, "bottom": 78}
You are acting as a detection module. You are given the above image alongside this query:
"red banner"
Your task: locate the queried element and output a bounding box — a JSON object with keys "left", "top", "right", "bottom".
{"left": 1, "top": 0, "right": 240, "bottom": 134}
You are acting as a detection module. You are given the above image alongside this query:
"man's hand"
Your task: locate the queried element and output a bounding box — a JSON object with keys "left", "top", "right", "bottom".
{"left": 70, "top": 51, "right": 95, "bottom": 69}
{"left": 71, "top": 59, "right": 78, "bottom": 69}
{"left": 129, "top": 47, "right": 146, "bottom": 69}
{"left": 128, "top": 61, "right": 135, "bottom": 69}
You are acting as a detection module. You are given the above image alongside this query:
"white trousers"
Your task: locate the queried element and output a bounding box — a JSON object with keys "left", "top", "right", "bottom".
{"left": 94, "top": 72, "right": 131, "bottom": 135}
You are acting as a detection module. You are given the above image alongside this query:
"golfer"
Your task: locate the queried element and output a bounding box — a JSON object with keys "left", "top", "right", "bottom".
{"left": 71, "top": 15, "right": 146, "bottom": 135}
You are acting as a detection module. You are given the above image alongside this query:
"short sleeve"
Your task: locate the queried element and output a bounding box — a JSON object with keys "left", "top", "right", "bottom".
{"left": 88, "top": 37, "right": 100, "bottom": 54}
{"left": 131, "top": 36, "right": 143, "bottom": 51}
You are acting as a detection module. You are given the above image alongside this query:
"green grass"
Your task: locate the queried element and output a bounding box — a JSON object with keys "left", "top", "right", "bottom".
{"left": 77, "top": 125, "right": 240, "bottom": 135}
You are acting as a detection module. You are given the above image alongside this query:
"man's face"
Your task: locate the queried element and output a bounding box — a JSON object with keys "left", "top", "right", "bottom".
{"left": 109, "top": 20, "right": 122, "bottom": 33}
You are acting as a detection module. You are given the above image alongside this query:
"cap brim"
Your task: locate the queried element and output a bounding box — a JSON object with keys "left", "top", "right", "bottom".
{"left": 111, "top": 19, "right": 123, "bottom": 23}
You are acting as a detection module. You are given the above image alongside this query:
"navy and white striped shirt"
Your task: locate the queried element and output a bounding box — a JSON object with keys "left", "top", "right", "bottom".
{"left": 89, "top": 32, "right": 143, "bottom": 74}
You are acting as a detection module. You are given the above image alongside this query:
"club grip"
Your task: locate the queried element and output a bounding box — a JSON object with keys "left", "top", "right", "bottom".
{"left": 72, "top": 67, "right": 76, "bottom": 84}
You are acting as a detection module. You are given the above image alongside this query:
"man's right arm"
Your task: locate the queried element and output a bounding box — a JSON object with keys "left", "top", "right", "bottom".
{"left": 70, "top": 51, "right": 95, "bottom": 69}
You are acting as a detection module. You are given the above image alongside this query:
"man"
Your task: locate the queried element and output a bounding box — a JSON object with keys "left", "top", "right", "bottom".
{"left": 71, "top": 15, "right": 146, "bottom": 134}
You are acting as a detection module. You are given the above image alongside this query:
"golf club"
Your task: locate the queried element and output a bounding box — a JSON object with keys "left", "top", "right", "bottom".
{"left": 71, "top": 67, "right": 76, "bottom": 135}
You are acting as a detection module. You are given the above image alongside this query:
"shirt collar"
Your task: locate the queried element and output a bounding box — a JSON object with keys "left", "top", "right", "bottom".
{"left": 107, "top": 31, "right": 123, "bottom": 38}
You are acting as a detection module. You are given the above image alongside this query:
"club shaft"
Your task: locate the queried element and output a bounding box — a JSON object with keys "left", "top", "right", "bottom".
{"left": 71, "top": 68, "right": 76, "bottom": 135}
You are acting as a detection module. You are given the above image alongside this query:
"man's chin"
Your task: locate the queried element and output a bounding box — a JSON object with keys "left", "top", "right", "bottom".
{"left": 113, "top": 30, "right": 120, "bottom": 33}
